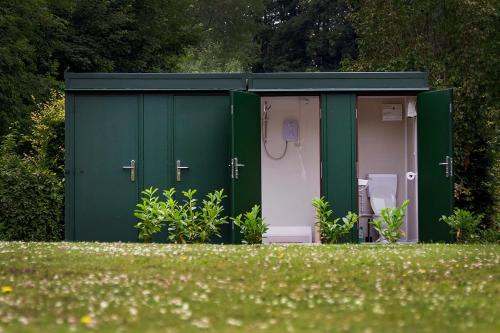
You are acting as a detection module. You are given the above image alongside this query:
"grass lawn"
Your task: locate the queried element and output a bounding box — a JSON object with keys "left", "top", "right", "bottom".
{"left": 0, "top": 243, "right": 499, "bottom": 333}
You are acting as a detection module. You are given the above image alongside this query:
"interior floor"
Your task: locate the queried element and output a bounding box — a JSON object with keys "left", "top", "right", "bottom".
{"left": 357, "top": 96, "right": 418, "bottom": 242}
{"left": 261, "top": 96, "right": 320, "bottom": 243}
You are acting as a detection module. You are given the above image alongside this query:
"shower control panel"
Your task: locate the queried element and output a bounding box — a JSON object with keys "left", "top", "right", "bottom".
{"left": 283, "top": 118, "right": 299, "bottom": 143}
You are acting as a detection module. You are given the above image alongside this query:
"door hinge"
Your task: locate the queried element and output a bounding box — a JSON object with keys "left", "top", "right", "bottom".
{"left": 319, "top": 108, "right": 322, "bottom": 119}
{"left": 231, "top": 104, "right": 234, "bottom": 115}
{"left": 355, "top": 108, "right": 358, "bottom": 118}
{"left": 449, "top": 103, "right": 452, "bottom": 114}
{"left": 320, "top": 162, "right": 323, "bottom": 179}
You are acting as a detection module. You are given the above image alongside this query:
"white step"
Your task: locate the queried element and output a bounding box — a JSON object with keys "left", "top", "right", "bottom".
{"left": 263, "top": 226, "right": 312, "bottom": 244}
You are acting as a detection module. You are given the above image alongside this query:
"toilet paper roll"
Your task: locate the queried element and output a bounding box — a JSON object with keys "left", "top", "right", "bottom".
{"left": 406, "top": 172, "right": 416, "bottom": 180}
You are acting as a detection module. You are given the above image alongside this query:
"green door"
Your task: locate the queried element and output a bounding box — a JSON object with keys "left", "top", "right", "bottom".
{"left": 143, "top": 94, "right": 172, "bottom": 190}
{"left": 230, "top": 91, "right": 261, "bottom": 243}
{"left": 321, "top": 94, "right": 357, "bottom": 242}
{"left": 417, "top": 89, "right": 453, "bottom": 242}
{"left": 74, "top": 95, "right": 140, "bottom": 241}
{"left": 173, "top": 95, "right": 232, "bottom": 243}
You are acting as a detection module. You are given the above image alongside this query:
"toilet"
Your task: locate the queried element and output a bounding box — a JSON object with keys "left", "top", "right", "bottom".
{"left": 367, "top": 174, "right": 398, "bottom": 216}
{"left": 367, "top": 174, "right": 398, "bottom": 242}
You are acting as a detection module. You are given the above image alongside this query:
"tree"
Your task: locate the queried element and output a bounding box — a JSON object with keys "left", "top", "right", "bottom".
{"left": 254, "top": 0, "right": 357, "bottom": 72}
{"left": 56, "top": 0, "right": 201, "bottom": 74}
{"left": 177, "top": 0, "right": 265, "bottom": 72}
{"left": 0, "top": 0, "right": 64, "bottom": 137}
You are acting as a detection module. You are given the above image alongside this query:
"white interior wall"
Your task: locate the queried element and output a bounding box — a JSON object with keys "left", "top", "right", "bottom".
{"left": 261, "top": 96, "right": 320, "bottom": 243}
{"left": 357, "top": 96, "right": 417, "bottom": 242}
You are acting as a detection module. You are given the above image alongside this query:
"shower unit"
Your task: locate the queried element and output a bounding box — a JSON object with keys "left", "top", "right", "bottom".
{"left": 260, "top": 96, "right": 321, "bottom": 243}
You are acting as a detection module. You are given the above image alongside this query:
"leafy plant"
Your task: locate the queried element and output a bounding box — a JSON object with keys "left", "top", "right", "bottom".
{"left": 232, "top": 205, "right": 269, "bottom": 244}
{"left": 197, "top": 189, "right": 228, "bottom": 243}
{"left": 161, "top": 188, "right": 189, "bottom": 244}
{"left": 157, "top": 188, "right": 228, "bottom": 244}
{"left": 440, "top": 208, "right": 483, "bottom": 243}
{"left": 133, "top": 187, "right": 165, "bottom": 242}
{"left": 370, "top": 200, "right": 410, "bottom": 244}
{"left": 312, "top": 197, "right": 358, "bottom": 244}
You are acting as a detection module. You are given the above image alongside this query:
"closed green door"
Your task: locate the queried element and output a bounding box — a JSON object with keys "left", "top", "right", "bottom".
{"left": 417, "top": 89, "right": 453, "bottom": 242}
{"left": 173, "top": 95, "right": 231, "bottom": 243}
{"left": 74, "top": 95, "right": 140, "bottom": 241}
{"left": 230, "top": 91, "right": 261, "bottom": 243}
{"left": 321, "top": 94, "right": 357, "bottom": 242}
{"left": 143, "top": 94, "right": 172, "bottom": 190}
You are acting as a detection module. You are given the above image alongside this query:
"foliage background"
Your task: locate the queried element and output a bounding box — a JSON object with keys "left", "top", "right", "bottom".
{"left": 0, "top": 0, "right": 497, "bottom": 240}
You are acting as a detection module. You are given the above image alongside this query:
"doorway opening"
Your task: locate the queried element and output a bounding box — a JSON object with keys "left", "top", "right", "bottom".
{"left": 260, "top": 96, "right": 321, "bottom": 243}
{"left": 357, "top": 96, "right": 418, "bottom": 243}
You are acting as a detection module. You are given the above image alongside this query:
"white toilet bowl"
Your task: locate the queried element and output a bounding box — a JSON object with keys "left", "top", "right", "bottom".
{"left": 367, "top": 174, "right": 398, "bottom": 242}
{"left": 367, "top": 174, "right": 397, "bottom": 215}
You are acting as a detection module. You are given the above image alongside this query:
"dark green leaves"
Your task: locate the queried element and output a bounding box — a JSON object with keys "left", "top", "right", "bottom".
{"left": 0, "top": 133, "right": 63, "bottom": 241}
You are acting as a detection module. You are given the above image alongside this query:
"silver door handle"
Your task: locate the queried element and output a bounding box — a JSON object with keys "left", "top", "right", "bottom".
{"left": 438, "top": 155, "right": 452, "bottom": 178}
{"left": 122, "top": 160, "right": 136, "bottom": 182}
{"left": 233, "top": 157, "right": 245, "bottom": 179}
{"left": 230, "top": 159, "right": 235, "bottom": 179}
{"left": 176, "top": 160, "right": 189, "bottom": 181}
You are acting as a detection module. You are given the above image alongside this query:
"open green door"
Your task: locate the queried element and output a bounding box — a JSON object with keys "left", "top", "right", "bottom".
{"left": 230, "top": 91, "right": 261, "bottom": 243}
{"left": 417, "top": 89, "right": 453, "bottom": 242}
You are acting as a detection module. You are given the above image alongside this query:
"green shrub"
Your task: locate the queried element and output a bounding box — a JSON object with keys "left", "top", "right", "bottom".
{"left": 133, "top": 187, "right": 165, "bottom": 242}
{"left": 134, "top": 188, "right": 228, "bottom": 243}
{"left": 197, "top": 189, "right": 228, "bottom": 243}
{"left": 440, "top": 208, "right": 483, "bottom": 243}
{"left": 312, "top": 197, "right": 358, "bottom": 244}
{"left": 478, "top": 220, "right": 500, "bottom": 244}
{"left": 0, "top": 134, "right": 63, "bottom": 241}
{"left": 168, "top": 188, "right": 228, "bottom": 243}
{"left": 29, "top": 91, "right": 65, "bottom": 176}
{"left": 232, "top": 205, "right": 269, "bottom": 244}
{"left": 370, "top": 200, "right": 409, "bottom": 244}
{"left": 161, "top": 188, "right": 191, "bottom": 244}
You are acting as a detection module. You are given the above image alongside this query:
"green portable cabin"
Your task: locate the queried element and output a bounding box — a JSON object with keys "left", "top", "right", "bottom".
{"left": 65, "top": 72, "right": 453, "bottom": 243}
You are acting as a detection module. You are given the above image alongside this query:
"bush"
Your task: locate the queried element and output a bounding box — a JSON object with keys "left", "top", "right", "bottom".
{"left": 232, "top": 205, "right": 269, "bottom": 244}
{"left": 478, "top": 220, "right": 500, "bottom": 244}
{"left": 0, "top": 134, "right": 63, "bottom": 241}
{"left": 197, "top": 189, "right": 228, "bottom": 243}
{"left": 161, "top": 188, "right": 191, "bottom": 244}
{"left": 133, "top": 188, "right": 228, "bottom": 243}
{"left": 29, "top": 91, "right": 65, "bottom": 176}
{"left": 370, "top": 200, "right": 409, "bottom": 244}
{"left": 133, "top": 187, "right": 165, "bottom": 242}
{"left": 440, "top": 208, "right": 483, "bottom": 243}
{"left": 312, "top": 197, "right": 358, "bottom": 244}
